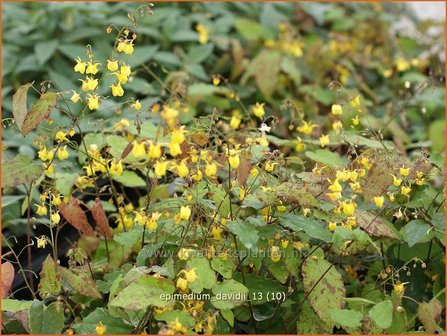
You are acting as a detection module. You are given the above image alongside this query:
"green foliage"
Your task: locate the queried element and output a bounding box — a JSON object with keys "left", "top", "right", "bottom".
{"left": 1, "top": 2, "right": 445, "bottom": 335}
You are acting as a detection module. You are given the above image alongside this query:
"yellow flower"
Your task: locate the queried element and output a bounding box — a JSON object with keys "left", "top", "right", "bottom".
{"left": 148, "top": 143, "right": 162, "bottom": 159}
{"left": 373, "top": 196, "right": 384, "bottom": 208}
{"left": 360, "top": 157, "right": 372, "bottom": 170}
{"left": 70, "top": 91, "right": 81, "bottom": 103}
{"left": 176, "top": 159, "right": 189, "bottom": 178}
{"left": 176, "top": 277, "right": 188, "bottom": 291}
{"left": 211, "top": 226, "right": 222, "bottom": 240}
{"left": 145, "top": 218, "right": 158, "bottom": 231}
{"left": 86, "top": 61, "right": 100, "bottom": 75}
{"left": 38, "top": 146, "right": 54, "bottom": 161}
{"left": 171, "top": 127, "right": 186, "bottom": 144}
{"left": 342, "top": 201, "right": 356, "bottom": 216}
{"left": 120, "top": 64, "right": 131, "bottom": 77}
{"left": 351, "top": 115, "right": 360, "bottom": 126}
{"left": 36, "top": 204, "right": 48, "bottom": 216}
{"left": 132, "top": 100, "right": 142, "bottom": 110}
{"left": 79, "top": 77, "right": 98, "bottom": 91}
{"left": 196, "top": 23, "right": 209, "bottom": 45}
{"left": 391, "top": 174, "right": 402, "bottom": 187}
{"left": 297, "top": 121, "right": 316, "bottom": 135}
{"left": 350, "top": 95, "right": 361, "bottom": 107}
{"left": 182, "top": 268, "right": 198, "bottom": 282}
{"left": 111, "top": 83, "right": 124, "bottom": 97}
{"left": 230, "top": 114, "right": 241, "bottom": 129}
{"left": 415, "top": 178, "right": 425, "bottom": 186}
{"left": 179, "top": 206, "right": 191, "bottom": 221}
{"left": 336, "top": 170, "right": 350, "bottom": 182}
{"left": 74, "top": 57, "right": 87, "bottom": 74}
{"left": 107, "top": 59, "right": 118, "bottom": 72}
{"left": 393, "top": 282, "right": 406, "bottom": 294}
{"left": 117, "top": 40, "right": 134, "bottom": 54}
{"left": 114, "top": 72, "right": 128, "bottom": 84}
{"left": 57, "top": 146, "right": 69, "bottom": 160}
{"left": 205, "top": 162, "right": 217, "bottom": 177}
{"left": 395, "top": 57, "right": 410, "bottom": 72}
{"left": 401, "top": 186, "right": 411, "bottom": 196}
{"left": 178, "top": 248, "right": 194, "bottom": 261}
{"left": 110, "top": 159, "right": 123, "bottom": 176}
{"left": 36, "top": 236, "right": 48, "bottom": 249}
{"left": 257, "top": 136, "right": 269, "bottom": 147}
{"left": 95, "top": 321, "right": 106, "bottom": 335}
{"left": 50, "top": 211, "right": 60, "bottom": 225}
{"left": 228, "top": 153, "right": 240, "bottom": 169}
{"left": 328, "top": 179, "right": 342, "bottom": 192}
{"left": 281, "top": 240, "right": 289, "bottom": 248}
{"left": 154, "top": 160, "right": 168, "bottom": 177}
{"left": 169, "top": 142, "right": 182, "bottom": 157}
{"left": 192, "top": 169, "right": 203, "bottom": 181}
{"left": 212, "top": 75, "right": 221, "bottom": 86}
{"left": 332, "top": 120, "right": 343, "bottom": 133}
{"left": 388, "top": 192, "right": 395, "bottom": 202}
{"left": 319, "top": 134, "right": 330, "bottom": 148}
{"left": 349, "top": 170, "right": 358, "bottom": 182}
{"left": 134, "top": 211, "right": 147, "bottom": 226}
{"left": 87, "top": 94, "right": 100, "bottom": 110}
{"left": 271, "top": 246, "right": 281, "bottom": 263}
{"left": 399, "top": 167, "right": 410, "bottom": 177}
{"left": 45, "top": 163, "right": 54, "bottom": 175}
{"left": 331, "top": 104, "right": 343, "bottom": 116}
{"left": 55, "top": 131, "right": 69, "bottom": 143}
{"left": 327, "top": 192, "right": 341, "bottom": 201}
{"left": 252, "top": 103, "right": 265, "bottom": 119}
{"left": 328, "top": 222, "right": 337, "bottom": 231}
{"left": 132, "top": 141, "right": 146, "bottom": 158}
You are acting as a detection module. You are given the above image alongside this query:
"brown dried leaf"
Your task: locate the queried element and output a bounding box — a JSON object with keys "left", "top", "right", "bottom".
{"left": 356, "top": 210, "right": 399, "bottom": 239}
{"left": 1, "top": 262, "right": 15, "bottom": 298}
{"left": 59, "top": 267, "right": 101, "bottom": 299}
{"left": 12, "top": 82, "right": 34, "bottom": 131}
{"left": 120, "top": 141, "right": 134, "bottom": 160}
{"left": 363, "top": 154, "right": 393, "bottom": 202}
{"left": 236, "top": 158, "right": 251, "bottom": 186}
{"left": 191, "top": 132, "right": 208, "bottom": 147}
{"left": 21, "top": 92, "right": 58, "bottom": 136}
{"left": 59, "top": 197, "right": 94, "bottom": 236}
{"left": 91, "top": 198, "right": 113, "bottom": 238}
{"left": 418, "top": 299, "right": 443, "bottom": 334}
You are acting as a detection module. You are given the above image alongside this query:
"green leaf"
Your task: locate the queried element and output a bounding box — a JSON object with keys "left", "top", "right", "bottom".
{"left": 328, "top": 308, "right": 363, "bottom": 329}
{"left": 234, "top": 18, "right": 264, "bottom": 40}
{"left": 227, "top": 219, "right": 260, "bottom": 250}
{"left": 276, "top": 182, "right": 318, "bottom": 207}
{"left": 12, "top": 82, "right": 33, "bottom": 131}
{"left": 59, "top": 267, "right": 102, "bottom": 299}
{"left": 127, "top": 45, "right": 159, "bottom": 67}
{"left": 2, "top": 154, "right": 42, "bottom": 188}
{"left": 34, "top": 39, "right": 58, "bottom": 66}
{"left": 297, "top": 300, "right": 333, "bottom": 334}
{"left": 211, "top": 257, "right": 234, "bottom": 279}
{"left": 187, "top": 257, "right": 216, "bottom": 293}
{"left": 404, "top": 220, "right": 432, "bottom": 247}
{"left": 281, "top": 57, "right": 301, "bottom": 86}
{"left": 362, "top": 154, "right": 393, "bottom": 202}
{"left": 29, "top": 300, "right": 65, "bottom": 334}
{"left": 72, "top": 308, "right": 133, "bottom": 334}
{"left": 369, "top": 300, "right": 393, "bottom": 329}
{"left": 21, "top": 92, "right": 58, "bottom": 136}
{"left": 429, "top": 119, "right": 445, "bottom": 152}
{"left": 184, "top": 44, "right": 214, "bottom": 64}
{"left": 110, "top": 275, "right": 175, "bottom": 310}
{"left": 221, "top": 309, "right": 235, "bottom": 327}
{"left": 267, "top": 261, "right": 289, "bottom": 284}
{"left": 112, "top": 170, "right": 146, "bottom": 188}
{"left": 233, "top": 273, "right": 284, "bottom": 306}
{"left": 1, "top": 299, "right": 32, "bottom": 313}
{"left": 302, "top": 258, "right": 345, "bottom": 325}
{"left": 211, "top": 279, "right": 249, "bottom": 310}
{"left": 113, "top": 227, "right": 142, "bottom": 249}
{"left": 305, "top": 149, "right": 346, "bottom": 167}
{"left": 155, "top": 310, "right": 195, "bottom": 328}
{"left": 55, "top": 173, "right": 78, "bottom": 196}
{"left": 38, "top": 255, "right": 61, "bottom": 298}
{"left": 279, "top": 214, "right": 332, "bottom": 242}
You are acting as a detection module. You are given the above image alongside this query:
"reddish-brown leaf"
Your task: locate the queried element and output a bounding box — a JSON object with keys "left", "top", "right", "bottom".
{"left": 91, "top": 198, "right": 113, "bottom": 238}
{"left": 1, "top": 262, "right": 15, "bottom": 298}
{"left": 59, "top": 197, "right": 94, "bottom": 236}
{"left": 120, "top": 141, "right": 134, "bottom": 160}
{"left": 236, "top": 158, "right": 251, "bottom": 186}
